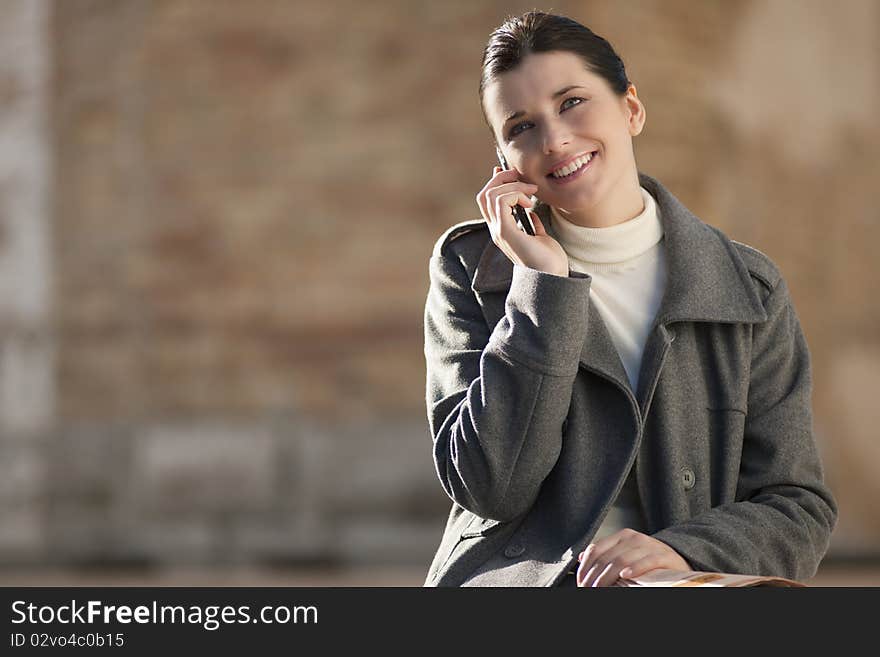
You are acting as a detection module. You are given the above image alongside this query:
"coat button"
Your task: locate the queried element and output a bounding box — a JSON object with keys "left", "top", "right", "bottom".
{"left": 682, "top": 468, "right": 696, "bottom": 490}
{"left": 504, "top": 543, "right": 525, "bottom": 558}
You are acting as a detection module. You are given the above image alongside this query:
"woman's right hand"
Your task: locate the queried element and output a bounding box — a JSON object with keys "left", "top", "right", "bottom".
{"left": 476, "top": 166, "right": 570, "bottom": 277}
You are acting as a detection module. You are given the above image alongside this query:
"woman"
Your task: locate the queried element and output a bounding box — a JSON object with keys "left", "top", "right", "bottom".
{"left": 423, "top": 11, "right": 837, "bottom": 587}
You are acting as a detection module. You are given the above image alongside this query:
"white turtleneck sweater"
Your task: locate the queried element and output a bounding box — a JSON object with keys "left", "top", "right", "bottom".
{"left": 547, "top": 186, "right": 667, "bottom": 543}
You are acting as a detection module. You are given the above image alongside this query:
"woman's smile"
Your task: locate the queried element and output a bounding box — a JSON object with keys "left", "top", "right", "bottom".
{"left": 546, "top": 150, "right": 598, "bottom": 185}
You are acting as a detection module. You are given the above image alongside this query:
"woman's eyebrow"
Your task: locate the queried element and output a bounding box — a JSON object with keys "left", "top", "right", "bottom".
{"left": 503, "top": 85, "right": 588, "bottom": 125}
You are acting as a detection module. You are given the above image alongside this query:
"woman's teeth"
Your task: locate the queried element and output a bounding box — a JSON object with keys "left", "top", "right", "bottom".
{"left": 551, "top": 152, "right": 594, "bottom": 178}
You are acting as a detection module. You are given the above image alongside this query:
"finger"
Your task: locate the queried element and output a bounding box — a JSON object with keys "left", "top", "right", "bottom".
{"left": 493, "top": 192, "right": 535, "bottom": 237}
{"left": 476, "top": 167, "right": 507, "bottom": 223}
{"left": 619, "top": 554, "right": 679, "bottom": 580}
{"left": 476, "top": 168, "right": 502, "bottom": 224}
{"left": 576, "top": 544, "right": 601, "bottom": 585}
{"left": 575, "top": 543, "right": 596, "bottom": 585}
{"left": 579, "top": 562, "right": 604, "bottom": 587}
{"left": 496, "top": 190, "right": 536, "bottom": 213}
{"left": 485, "top": 181, "right": 538, "bottom": 214}
{"left": 492, "top": 166, "right": 522, "bottom": 182}
{"left": 592, "top": 561, "right": 623, "bottom": 588}
{"left": 594, "top": 547, "right": 653, "bottom": 587}
{"left": 476, "top": 188, "right": 490, "bottom": 226}
{"left": 488, "top": 169, "right": 539, "bottom": 194}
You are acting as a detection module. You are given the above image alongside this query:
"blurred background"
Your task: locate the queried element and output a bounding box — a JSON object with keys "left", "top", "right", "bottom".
{"left": 0, "top": 0, "right": 878, "bottom": 586}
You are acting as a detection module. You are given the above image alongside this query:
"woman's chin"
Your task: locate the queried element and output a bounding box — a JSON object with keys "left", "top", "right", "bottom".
{"left": 545, "top": 186, "right": 601, "bottom": 214}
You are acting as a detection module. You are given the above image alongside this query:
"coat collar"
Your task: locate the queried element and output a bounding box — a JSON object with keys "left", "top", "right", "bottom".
{"left": 472, "top": 172, "right": 768, "bottom": 326}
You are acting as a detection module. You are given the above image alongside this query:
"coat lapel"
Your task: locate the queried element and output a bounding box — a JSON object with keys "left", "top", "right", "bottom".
{"left": 640, "top": 173, "right": 767, "bottom": 326}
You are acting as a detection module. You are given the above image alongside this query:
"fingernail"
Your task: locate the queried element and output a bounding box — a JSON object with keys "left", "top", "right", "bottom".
{"left": 620, "top": 568, "right": 632, "bottom": 578}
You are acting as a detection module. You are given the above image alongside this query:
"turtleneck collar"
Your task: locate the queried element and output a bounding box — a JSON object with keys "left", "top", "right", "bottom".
{"left": 547, "top": 187, "right": 663, "bottom": 265}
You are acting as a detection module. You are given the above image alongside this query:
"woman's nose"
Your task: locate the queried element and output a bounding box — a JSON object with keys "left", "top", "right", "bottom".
{"left": 542, "top": 121, "right": 572, "bottom": 154}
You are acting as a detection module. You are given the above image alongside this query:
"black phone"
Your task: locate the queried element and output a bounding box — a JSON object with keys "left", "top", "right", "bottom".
{"left": 495, "top": 147, "right": 536, "bottom": 235}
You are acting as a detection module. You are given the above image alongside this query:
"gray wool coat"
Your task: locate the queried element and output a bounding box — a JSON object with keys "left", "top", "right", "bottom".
{"left": 422, "top": 172, "right": 837, "bottom": 587}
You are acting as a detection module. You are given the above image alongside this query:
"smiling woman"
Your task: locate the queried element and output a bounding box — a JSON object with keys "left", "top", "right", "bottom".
{"left": 421, "top": 10, "right": 837, "bottom": 588}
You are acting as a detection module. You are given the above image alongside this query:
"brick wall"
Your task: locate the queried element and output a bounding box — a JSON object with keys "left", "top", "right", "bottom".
{"left": 0, "top": 0, "right": 876, "bottom": 570}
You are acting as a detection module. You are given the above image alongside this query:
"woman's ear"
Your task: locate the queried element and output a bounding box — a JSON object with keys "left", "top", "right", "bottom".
{"left": 625, "top": 84, "right": 646, "bottom": 137}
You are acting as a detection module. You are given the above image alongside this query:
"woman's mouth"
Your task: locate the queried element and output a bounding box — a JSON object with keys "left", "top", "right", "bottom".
{"left": 546, "top": 151, "right": 598, "bottom": 184}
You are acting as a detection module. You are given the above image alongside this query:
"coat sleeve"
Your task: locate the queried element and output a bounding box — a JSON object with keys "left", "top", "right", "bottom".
{"left": 424, "top": 246, "right": 592, "bottom": 522}
{"left": 652, "top": 276, "right": 838, "bottom": 581}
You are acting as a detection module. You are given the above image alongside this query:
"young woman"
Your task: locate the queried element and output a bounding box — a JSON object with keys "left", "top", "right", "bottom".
{"left": 423, "top": 11, "right": 837, "bottom": 587}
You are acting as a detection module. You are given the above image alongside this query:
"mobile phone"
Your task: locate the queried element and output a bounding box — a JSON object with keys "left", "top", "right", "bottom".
{"left": 495, "top": 147, "right": 536, "bottom": 235}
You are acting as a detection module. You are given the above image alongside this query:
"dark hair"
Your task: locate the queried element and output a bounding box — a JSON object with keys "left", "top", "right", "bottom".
{"left": 479, "top": 11, "right": 631, "bottom": 141}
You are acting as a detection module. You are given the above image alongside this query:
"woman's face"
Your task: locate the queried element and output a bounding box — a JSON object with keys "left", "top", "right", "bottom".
{"left": 483, "top": 50, "right": 645, "bottom": 224}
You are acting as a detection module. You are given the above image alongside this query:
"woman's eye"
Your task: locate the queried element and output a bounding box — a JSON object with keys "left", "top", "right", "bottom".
{"left": 508, "top": 122, "right": 530, "bottom": 139}
{"left": 561, "top": 97, "right": 585, "bottom": 110}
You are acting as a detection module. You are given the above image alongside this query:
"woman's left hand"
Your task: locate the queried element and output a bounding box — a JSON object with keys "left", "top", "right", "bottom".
{"left": 576, "top": 528, "right": 691, "bottom": 587}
